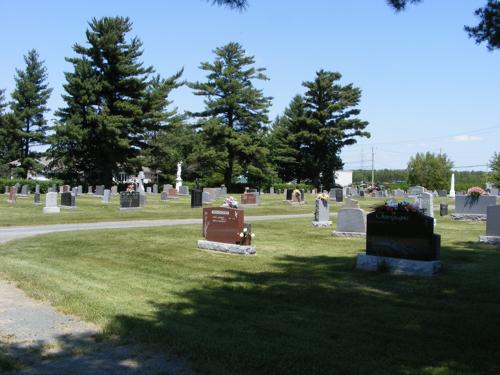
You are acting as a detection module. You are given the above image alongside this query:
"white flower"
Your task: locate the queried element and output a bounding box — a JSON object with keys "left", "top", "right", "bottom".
{"left": 239, "top": 233, "right": 244, "bottom": 238}
{"left": 251, "top": 233, "right": 255, "bottom": 238}
{"left": 243, "top": 228, "right": 248, "bottom": 233}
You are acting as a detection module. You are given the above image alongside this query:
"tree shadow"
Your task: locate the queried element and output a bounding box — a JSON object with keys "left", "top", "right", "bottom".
{"left": 1, "top": 331, "right": 191, "bottom": 374}
{"left": 106, "top": 247, "right": 500, "bottom": 375}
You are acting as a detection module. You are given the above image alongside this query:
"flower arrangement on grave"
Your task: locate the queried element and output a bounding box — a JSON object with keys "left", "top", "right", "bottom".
{"left": 238, "top": 226, "right": 255, "bottom": 245}
{"left": 467, "top": 186, "right": 486, "bottom": 197}
{"left": 126, "top": 184, "right": 135, "bottom": 192}
{"left": 292, "top": 189, "right": 301, "bottom": 200}
{"left": 316, "top": 192, "right": 329, "bottom": 202}
{"left": 222, "top": 196, "right": 239, "bottom": 208}
{"left": 375, "top": 200, "right": 422, "bottom": 215}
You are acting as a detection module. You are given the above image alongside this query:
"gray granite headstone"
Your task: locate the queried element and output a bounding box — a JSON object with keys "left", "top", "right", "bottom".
{"left": 393, "top": 189, "right": 405, "bottom": 197}
{"left": 4, "top": 186, "right": 8, "bottom": 194}
{"left": 314, "top": 199, "right": 330, "bottom": 222}
{"left": 455, "top": 195, "right": 497, "bottom": 215}
{"left": 20, "top": 185, "right": 28, "bottom": 195}
{"left": 160, "top": 191, "right": 168, "bottom": 201}
{"left": 95, "top": 185, "right": 105, "bottom": 196}
{"left": 139, "top": 192, "right": 146, "bottom": 207}
{"left": 111, "top": 186, "right": 118, "bottom": 195}
{"left": 153, "top": 184, "right": 158, "bottom": 194}
{"left": 335, "top": 208, "right": 366, "bottom": 234}
{"left": 60, "top": 192, "right": 76, "bottom": 208}
{"left": 78, "top": 185, "right": 83, "bottom": 195}
{"left": 179, "top": 186, "right": 189, "bottom": 195}
{"left": 270, "top": 187, "right": 274, "bottom": 194}
{"left": 35, "top": 184, "right": 40, "bottom": 194}
{"left": 88, "top": 186, "right": 93, "bottom": 194}
{"left": 34, "top": 192, "right": 41, "bottom": 205}
{"left": 418, "top": 192, "right": 434, "bottom": 218}
{"left": 409, "top": 186, "right": 425, "bottom": 196}
{"left": 202, "top": 192, "right": 211, "bottom": 203}
{"left": 102, "top": 189, "right": 111, "bottom": 203}
{"left": 486, "top": 205, "right": 500, "bottom": 236}
{"left": 147, "top": 187, "right": 152, "bottom": 194}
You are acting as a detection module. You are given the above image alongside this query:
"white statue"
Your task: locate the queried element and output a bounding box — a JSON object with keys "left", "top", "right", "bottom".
{"left": 176, "top": 161, "right": 183, "bottom": 192}
{"left": 137, "top": 171, "right": 145, "bottom": 193}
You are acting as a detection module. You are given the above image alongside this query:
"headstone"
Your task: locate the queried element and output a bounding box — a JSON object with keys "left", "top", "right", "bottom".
{"left": 285, "top": 189, "right": 292, "bottom": 201}
{"left": 220, "top": 185, "right": 227, "bottom": 196}
{"left": 178, "top": 186, "right": 189, "bottom": 196}
{"left": 332, "top": 203, "right": 366, "bottom": 237}
{"left": 87, "top": 186, "right": 93, "bottom": 194}
{"left": 51, "top": 184, "right": 56, "bottom": 193}
{"left": 175, "top": 161, "right": 183, "bottom": 191}
{"left": 479, "top": 206, "right": 500, "bottom": 243}
{"left": 33, "top": 192, "right": 41, "bottom": 206}
{"left": 146, "top": 187, "right": 152, "bottom": 194}
{"left": 490, "top": 187, "right": 498, "bottom": 196}
{"left": 140, "top": 193, "right": 147, "bottom": 207}
{"left": 60, "top": 192, "right": 76, "bottom": 208}
{"left": 8, "top": 186, "right": 16, "bottom": 203}
{"left": 241, "top": 193, "right": 257, "bottom": 205}
{"left": 164, "top": 184, "right": 173, "bottom": 191}
{"left": 440, "top": 203, "right": 448, "bottom": 216}
{"left": 78, "top": 185, "right": 83, "bottom": 195}
{"left": 409, "top": 186, "right": 425, "bottom": 196}
{"left": 454, "top": 195, "right": 497, "bottom": 216}
{"left": 168, "top": 188, "right": 178, "bottom": 199}
{"left": 95, "top": 185, "right": 105, "bottom": 196}
{"left": 137, "top": 171, "right": 145, "bottom": 193}
{"left": 62, "top": 185, "right": 71, "bottom": 193}
{"left": 365, "top": 209, "right": 440, "bottom": 261}
{"left": 4, "top": 186, "right": 8, "bottom": 194}
{"left": 160, "top": 191, "right": 168, "bottom": 201}
{"left": 335, "top": 188, "right": 343, "bottom": 202}
{"left": 43, "top": 192, "right": 60, "bottom": 214}
{"left": 72, "top": 187, "right": 78, "bottom": 196}
{"left": 102, "top": 189, "right": 111, "bottom": 203}
{"left": 119, "top": 191, "right": 141, "bottom": 210}
{"left": 20, "top": 185, "right": 28, "bottom": 196}
{"left": 191, "top": 189, "right": 202, "bottom": 208}
{"left": 418, "top": 192, "right": 434, "bottom": 218}
{"left": 202, "top": 191, "right": 211, "bottom": 204}
{"left": 153, "top": 184, "right": 158, "bottom": 194}
{"left": 202, "top": 207, "right": 245, "bottom": 244}
{"left": 312, "top": 199, "right": 331, "bottom": 227}
{"left": 450, "top": 173, "right": 456, "bottom": 198}
{"left": 438, "top": 190, "right": 447, "bottom": 197}
{"left": 59, "top": 186, "right": 64, "bottom": 194}
{"left": 270, "top": 186, "right": 274, "bottom": 194}
{"left": 111, "top": 186, "right": 118, "bottom": 195}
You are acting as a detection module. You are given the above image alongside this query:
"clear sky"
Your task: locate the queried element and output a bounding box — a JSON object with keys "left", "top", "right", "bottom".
{"left": 1, "top": 0, "right": 498, "bottom": 171}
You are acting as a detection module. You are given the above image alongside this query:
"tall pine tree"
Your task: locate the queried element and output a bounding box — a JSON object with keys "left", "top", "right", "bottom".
{"left": 10, "top": 49, "right": 52, "bottom": 177}
{"left": 51, "top": 17, "right": 182, "bottom": 186}
{"left": 189, "top": 42, "right": 272, "bottom": 189}
{"left": 271, "top": 70, "right": 370, "bottom": 189}
{"left": 0, "top": 90, "right": 22, "bottom": 176}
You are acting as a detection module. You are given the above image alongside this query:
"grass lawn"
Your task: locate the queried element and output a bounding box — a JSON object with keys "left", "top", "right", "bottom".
{"left": 0, "top": 192, "right": 393, "bottom": 227}
{"left": 0, "top": 215, "right": 499, "bottom": 374}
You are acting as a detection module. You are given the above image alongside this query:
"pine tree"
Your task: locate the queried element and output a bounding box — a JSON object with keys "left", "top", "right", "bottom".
{"left": 189, "top": 42, "right": 272, "bottom": 189}
{"left": 10, "top": 49, "right": 52, "bottom": 177}
{"left": 0, "top": 90, "right": 22, "bottom": 176}
{"left": 271, "top": 70, "right": 369, "bottom": 189}
{"left": 51, "top": 17, "right": 182, "bottom": 186}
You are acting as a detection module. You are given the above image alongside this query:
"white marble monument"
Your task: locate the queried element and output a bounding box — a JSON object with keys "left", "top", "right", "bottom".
{"left": 176, "top": 161, "right": 183, "bottom": 192}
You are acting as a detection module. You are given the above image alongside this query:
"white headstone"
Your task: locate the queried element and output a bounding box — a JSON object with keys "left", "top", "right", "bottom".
{"left": 102, "top": 189, "right": 111, "bottom": 203}
{"left": 43, "top": 192, "right": 60, "bottom": 214}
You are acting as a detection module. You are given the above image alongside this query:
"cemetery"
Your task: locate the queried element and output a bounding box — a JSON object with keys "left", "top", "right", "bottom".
{"left": 1, "top": 1, "right": 500, "bottom": 374}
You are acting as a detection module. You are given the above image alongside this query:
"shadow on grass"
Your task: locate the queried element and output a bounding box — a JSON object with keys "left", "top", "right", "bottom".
{"left": 107, "top": 249, "right": 500, "bottom": 375}
{"left": 0, "top": 332, "right": 190, "bottom": 374}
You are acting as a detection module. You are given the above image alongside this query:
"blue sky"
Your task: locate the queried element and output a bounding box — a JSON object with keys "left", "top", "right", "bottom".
{"left": 1, "top": 0, "right": 498, "bottom": 170}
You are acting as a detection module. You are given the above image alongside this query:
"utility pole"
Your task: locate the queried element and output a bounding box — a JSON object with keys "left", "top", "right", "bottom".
{"left": 371, "top": 147, "right": 374, "bottom": 188}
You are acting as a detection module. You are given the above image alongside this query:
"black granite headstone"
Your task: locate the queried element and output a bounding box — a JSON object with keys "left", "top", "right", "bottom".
{"left": 366, "top": 210, "right": 440, "bottom": 261}
{"left": 191, "top": 189, "right": 202, "bottom": 208}
{"left": 286, "top": 189, "right": 292, "bottom": 201}
{"left": 335, "top": 189, "right": 343, "bottom": 202}
{"left": 439, "top": 203, "right": 448, "bottom": 216}
{"left": 120, "top": 191, "right": 140, "bottom": 208}
{"left": 60, "top": 192, "right": 75, "bottom": 207}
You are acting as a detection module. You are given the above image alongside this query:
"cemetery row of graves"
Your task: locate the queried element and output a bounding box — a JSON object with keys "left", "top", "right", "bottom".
{"left": 0, "top": 180, "right": 499, "bottom": 373}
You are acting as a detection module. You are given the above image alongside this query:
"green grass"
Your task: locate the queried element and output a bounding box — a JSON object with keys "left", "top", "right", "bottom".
{"left": 0, "top": 192, "right": 393, "bottom": 227}
{"left": 0, "top": 216, "right": 499, "bottom": 374}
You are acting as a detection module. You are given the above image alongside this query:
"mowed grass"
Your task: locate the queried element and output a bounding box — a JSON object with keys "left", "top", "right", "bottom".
{"left": 1, "top": 216, "right": 500, "bottom": 374}
{"left": 0, "top": 193, "right": 323, "bottom": 227}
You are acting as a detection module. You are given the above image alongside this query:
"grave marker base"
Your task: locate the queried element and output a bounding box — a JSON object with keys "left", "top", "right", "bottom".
{"left": 332, "top": 230, "right": 365, "bottom": 238}
{"left": 312, "top": 221, "right": 332, "bottom": 228}
{"left": 197, "top": 240, "right": 256, "bottom": 255}
{"left": 479, "top": 236, "right": 500, "bottom": 244}
{"left": 43, "top": 207, "right": 60, "bottom": 214}
{"left": 356, "top": 253, "right": 442, "bottom": 276}
{"left": 60, "top": 206, "right": 77, "bottom": 209}
{"left": 451, "top": 214, "right": 486, "bottom": 221}
{"left": 283, "top": 200, "right": 305, "bottom": 205}
{"left": 119, "top": 207, "right": 142, "bottom": 211}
